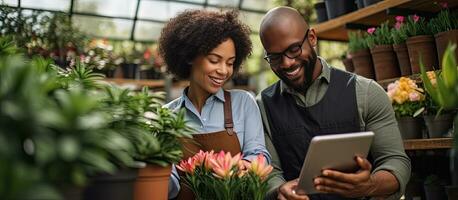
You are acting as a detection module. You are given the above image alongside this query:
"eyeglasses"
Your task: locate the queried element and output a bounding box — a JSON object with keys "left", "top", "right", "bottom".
{"left": 263, "top": 29, "right": 310, "bottom": 66}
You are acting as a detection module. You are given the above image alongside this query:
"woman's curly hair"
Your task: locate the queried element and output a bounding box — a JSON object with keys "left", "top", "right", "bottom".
{"left": 159, "top": 10, "right": 252, "bottom": 79}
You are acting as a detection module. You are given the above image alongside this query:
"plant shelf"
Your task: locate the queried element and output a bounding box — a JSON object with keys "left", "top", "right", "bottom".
{"left": 313, "top": 0, "right": 458, "bottom": 41}
{"left": 404, "top": 138, "right": 454, "bottom": 150}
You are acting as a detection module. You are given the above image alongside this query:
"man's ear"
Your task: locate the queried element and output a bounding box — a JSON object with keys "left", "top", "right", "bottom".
{"left": 308, "top": 28, "right": 318, "bottom": 48}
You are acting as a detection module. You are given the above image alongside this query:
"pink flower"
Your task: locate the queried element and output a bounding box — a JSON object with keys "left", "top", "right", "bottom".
{"left": 439, "top": 2, "right": 448, "bottom": 8}
{"left": 413, "top": 15, "right": 420, "bottom": 23}
{"left": 203, "top": 150, "right": 215, "bottom": 170}
{"left": 409, "top": 92, "right": 420, "bottom": 102}
{"left": 394, "top": 22, "right": 402, "bottom": 30}
{"left": 367, "top": 27, "right": 376, "bottom": 35}
{"left": 395, "top": 16, "right": 405, "bottom": 23}
{"left": 387, "top": 83, "right": 397, "bottom": 92}
{"left": 210, "top": 151, "right": 242, "bottom": 179}
{"left": 177, "top": 157, "right": 197, "bottom": 174}
{"left": 193, "top": 150, "right": 207, "bottom": 166}
{"left": 248, "top": 154, "right": 273, "bottom": 180}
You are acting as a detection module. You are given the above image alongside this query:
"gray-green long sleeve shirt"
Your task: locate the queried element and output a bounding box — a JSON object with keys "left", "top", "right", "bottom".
{"left": 257, "top": 57, "right": 411, "bottom": 200}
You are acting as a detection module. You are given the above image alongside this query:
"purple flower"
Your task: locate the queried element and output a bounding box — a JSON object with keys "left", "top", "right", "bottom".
{"left": 367, "top": 27, "right": 376, "bottom": 34}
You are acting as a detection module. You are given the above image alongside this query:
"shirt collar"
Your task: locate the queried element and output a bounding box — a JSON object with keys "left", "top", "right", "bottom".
{"left": 177, "top": 87, "right": 226, "bottom": 108}
{"left": 280, "top": 56, "right": 331, "bottom": 94}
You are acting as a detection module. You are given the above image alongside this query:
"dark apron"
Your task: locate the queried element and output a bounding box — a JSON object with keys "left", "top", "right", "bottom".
{"left": 176, "top": 91, "right": 242, "bottom": 200}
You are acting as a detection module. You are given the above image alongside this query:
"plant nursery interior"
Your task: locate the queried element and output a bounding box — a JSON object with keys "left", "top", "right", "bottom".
{"left": 1, "top": 0, "right": 458, "bottom": 200}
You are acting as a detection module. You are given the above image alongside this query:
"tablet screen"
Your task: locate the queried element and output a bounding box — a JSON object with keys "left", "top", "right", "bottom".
{"left": 296, "top": 131, "right": 374, "bottom": 195}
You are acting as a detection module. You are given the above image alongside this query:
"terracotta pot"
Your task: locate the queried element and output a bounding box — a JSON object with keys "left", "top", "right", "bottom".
{"left": 370, "top": 45, "right": 400, "bottom": 80}
{"left": 397, "top": 117, "right": 424, "bottom": 139}
{"left": 435, "top": 29, "right": 458, "bottom": 68}
{"left": 393, "top": 43, "right": 412, "bottom": 76}
{"left": 134, "top": 164, "right": 172, "bottom": 200}
{"left": 350, "top": 49, "right": 375, "bottom": 79}
{"left": 423, "top": 114, "right": 454, "bottom": 138}
{"left": 342, "top": 57, "right": 354, "bottom": 72}
{"left": 406, "top": 35, "right": 438, "bottom": 74}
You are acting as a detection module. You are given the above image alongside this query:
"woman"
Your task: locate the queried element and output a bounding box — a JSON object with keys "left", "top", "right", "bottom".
{"left": 159, "top": 10, "right": 271, "bottom": 199}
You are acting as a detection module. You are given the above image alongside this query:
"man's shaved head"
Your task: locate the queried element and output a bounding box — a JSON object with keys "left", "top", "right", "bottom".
{"left": 260, "top": 7, "right": 308, "bottom": 44}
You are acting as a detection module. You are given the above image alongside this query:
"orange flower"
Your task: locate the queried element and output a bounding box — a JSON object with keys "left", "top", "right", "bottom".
{"left": 177, "top": 157, "right": 197, "bottom": 174}
{"left": 248, "top": 154, "right": 273, "bottom": 180}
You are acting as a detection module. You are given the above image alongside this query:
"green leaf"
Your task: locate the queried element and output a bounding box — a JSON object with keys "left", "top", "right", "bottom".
{"left": 58, "top": 135, "right": 81, "bottom": 162}
{"left": 442, "top": 43, "right": 457, "bottom": 89}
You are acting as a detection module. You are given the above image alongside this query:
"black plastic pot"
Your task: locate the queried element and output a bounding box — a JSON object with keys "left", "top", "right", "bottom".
{"left": 84, "top": 168, "right": 137, "bottom": 200}
{"left": 324, "top": 0, "right": 357, "bottom": 19}
{"left": 424, "top": 114, "right": 454, "bottom": 138}
{"left": 397, "top": 117, "right": 424, "bottom": 139}
{"left": 355, "top": 0, "right": 365, "bottom": 9}
{"left": 363, "top": 0, "right": 382, "bottom": 7}
{"left": 314, "top": 2, "right": 328, "bottom": 23}
{"left": 424, "top": 184, "right": 447, "bottom": 200}
{"left": 121, "top": 63, "right": 138, "bottom": 79}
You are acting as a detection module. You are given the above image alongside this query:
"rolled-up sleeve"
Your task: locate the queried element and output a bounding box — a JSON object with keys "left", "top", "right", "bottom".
{"left": 363, "top": 80, "right": 411, "bottom": 200}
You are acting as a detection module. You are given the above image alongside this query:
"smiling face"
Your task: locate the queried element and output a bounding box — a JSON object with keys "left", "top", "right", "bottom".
{"left": 189, "top": 38, "right": 236, "bottom": 95}
{"left": 260, "top": 7, "right": 319, "bottom": 93}
{"left": 262, "top": 27, "right": 318, "bottom": 92}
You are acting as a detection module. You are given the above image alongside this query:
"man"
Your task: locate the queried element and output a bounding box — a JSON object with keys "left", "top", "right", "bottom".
{"left": 256, "top": 7, "right": 411, "bottom": 200}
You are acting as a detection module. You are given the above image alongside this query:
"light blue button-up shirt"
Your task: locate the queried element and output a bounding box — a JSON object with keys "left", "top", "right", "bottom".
{"left": 165, "top": 88, "right": 271, "bottom": 198}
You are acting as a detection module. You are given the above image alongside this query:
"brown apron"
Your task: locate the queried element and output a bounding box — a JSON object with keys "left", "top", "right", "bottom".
{"left": 176, "top": 91, "right": 242, "bottom": 200}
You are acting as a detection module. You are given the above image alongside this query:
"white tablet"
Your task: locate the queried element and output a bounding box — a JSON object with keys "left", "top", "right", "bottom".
{"left": 296, "top": 131, "right": 374, "bottom": 195}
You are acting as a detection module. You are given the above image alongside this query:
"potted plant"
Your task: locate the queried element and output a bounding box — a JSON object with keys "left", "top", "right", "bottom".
{"left": 177, "top": 150, "right": 274, "bottom": 200}
{"left": 341, "top": 52, "right": 354, "bottom": 72}
{"left": 387, "top": 77, "right": 425, "bottom": 139}
{"left": 103, "top": 89, "right": 194, "bottom": 200}
{"left": 81, "top": 39, "right": 121, "bottom": 78}
{"left": 422, "top": 71, "right": 455, "bottom": 138}
{"left": 367, "top": 22, "right": 401, "bottom": 80}
{"left": 420, "top": 43, "right": 458, "bottom": 200}
{"left": 348, "top": 31, "right": 375, "bottom": 79}
{"left": 405, "top": 15, "right": 438, "bottom": 73}
{"left": 392, "top": 15, "right": 412, "bottom": 76}
{"left": 0, "top": 37, "right": 136, "bottom": 200}
{"left": 429, "top": 3, "right": 458, "bottom": 68}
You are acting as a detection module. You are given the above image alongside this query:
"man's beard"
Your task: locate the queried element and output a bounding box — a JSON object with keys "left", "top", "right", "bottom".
{"left": 277, "top": 49, "right": 318, "bottom": 93}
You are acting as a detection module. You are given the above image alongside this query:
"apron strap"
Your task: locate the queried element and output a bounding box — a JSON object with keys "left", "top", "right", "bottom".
{"left": 223, "top": 90, "right": 234, "bottom": 135}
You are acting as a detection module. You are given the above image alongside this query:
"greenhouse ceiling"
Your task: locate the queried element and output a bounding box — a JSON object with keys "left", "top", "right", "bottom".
{"left": 1, "top": 0, "right": 275, "bottom": 42}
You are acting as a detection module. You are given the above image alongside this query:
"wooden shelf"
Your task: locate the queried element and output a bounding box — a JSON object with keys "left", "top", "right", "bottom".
{"left": 313, "top": 0, "right": 458, "bottom": 41}
{"left": 404, "top": 138, "right": 454, "bottom": 150}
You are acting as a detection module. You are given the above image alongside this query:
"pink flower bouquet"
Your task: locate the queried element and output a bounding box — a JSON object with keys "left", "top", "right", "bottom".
{"left": 177, "top": 150, "right": 274, "bottom": 200}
